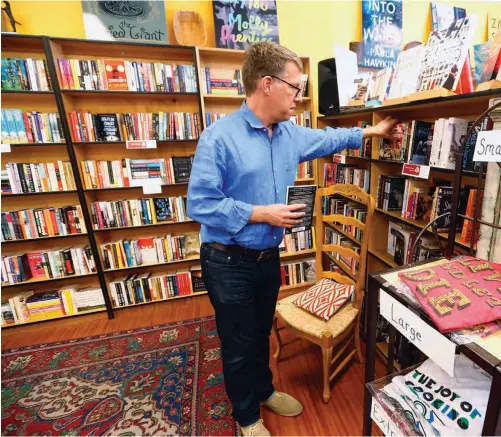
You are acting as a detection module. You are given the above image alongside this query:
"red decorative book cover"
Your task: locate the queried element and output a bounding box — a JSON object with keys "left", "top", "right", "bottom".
{"left": 398, "top": 256, "right": 501, "bottom": 333}
{"left": 104, "top": 60, "right": 129, "bottom": 91}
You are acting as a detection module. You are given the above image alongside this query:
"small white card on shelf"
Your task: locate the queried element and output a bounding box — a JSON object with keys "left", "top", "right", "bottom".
{"left": 371, "top": 397, "right": 401, "bottom": 436}
{"left": 333, "top": 154, "right": 346, "bottom": 164}
{"left": 402, "top": 163, "right": 430, "bottom": 179}
{"left": 379, "top": 289, "right": 456, "bottom": 376}
{"left": 1, "top": 143, "right": 11, "bottom": 153}
{"left": 473, "top": 130, "right": 501, "bottom": 162}
{"left": 141, "top": 180, "right": 162, "bottom": 194}
{"left": 126, "top": 140, "right": 157, "bottom": 149}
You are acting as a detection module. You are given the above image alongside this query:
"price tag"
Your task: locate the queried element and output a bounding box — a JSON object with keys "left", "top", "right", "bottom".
{"left": 141, "top": 180, "right": 162, "bottom": 194}
{"left": 333, "top": 154, "right": 346, "bottom": 164}
{"left": 402, "top": 163, "right": 430, "bottom": 179}
{"left": 1, "top": 143, "right": 11, "bottom": 153}
{"left": 473, "top": 130, "right": 501, "bottom": 162}
{"left": 379, "top": 289, "right": 456, "bottom": 376}
{"left": 371, "top": 397, "right": 401, "bottom": 436}
{"left": 126, "top": 140, "right": 157, "bottom": 149}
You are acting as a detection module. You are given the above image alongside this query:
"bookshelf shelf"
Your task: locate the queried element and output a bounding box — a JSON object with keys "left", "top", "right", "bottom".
{"left": 113, "top": 290, "right": 208, "bottom": 310}
{"left": 324, "top": 221, "right": 362, "bottom": 246}
{"left": 0, "top": 306, "right": 107, "bottom": 329}
{"left": 73, "top": 139, "right": 197, "bottom": 146}
{"left": 369, "top": 248, "right": 398, "bottom": 269}
{"left": 6, "top": 142, "right": 66, "bottom": 147}
{"left": 2, "top": 272, "right": 97, "bottom": 289}
{"left": 83, "top": 183, "right": 189, "bottom": 192}
{"left": 62, "top": 90, "right": 199, "bottom": 98}
{"left": 1, "top": 232, "right": 88, "bottom": 244}
{"left": 279, "top": 248, "right": 316, "bottom": 259}
{"left": 295, "top": 177, "right": 315, "bottom": 183}
{"left": 103, "top": 256, "right": 200, "bottom": 273}
{"left": 323, "top": 252, "right": 358, "bottom": 281}
{"left": 1, "top": 90, "right": 54, "bottom": 95}
{"left": 203, "top": 94, "right": 245, "bottom": 100}
{"left": 93, "top": 219, "right": 195, "bottom": 233}
{"left": 3, "top": 190, "right": 79, "bottom": 197}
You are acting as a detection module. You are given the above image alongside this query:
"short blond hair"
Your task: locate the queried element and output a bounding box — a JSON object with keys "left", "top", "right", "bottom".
{"left": 242, "top": 42, "right": 302, "bottom": 95}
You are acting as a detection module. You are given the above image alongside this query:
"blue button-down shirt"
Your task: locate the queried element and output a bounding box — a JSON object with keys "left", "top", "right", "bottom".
{"left": 187, "top": 102, "right": 363, "bottom": 250}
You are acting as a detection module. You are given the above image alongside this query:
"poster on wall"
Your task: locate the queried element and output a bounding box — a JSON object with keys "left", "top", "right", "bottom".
{"left": 360, "top": 0, "right": 402, "bottom": 70}
{"left": 82, "top": 1, "right": 168, "bottom": 43}
{"left": 212, "top": 0, "right": 279, "bottom": 50}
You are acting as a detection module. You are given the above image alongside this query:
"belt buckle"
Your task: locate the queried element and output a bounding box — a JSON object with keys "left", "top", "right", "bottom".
{"left": 257, "top": 250, "right": 270, "bottom": 261}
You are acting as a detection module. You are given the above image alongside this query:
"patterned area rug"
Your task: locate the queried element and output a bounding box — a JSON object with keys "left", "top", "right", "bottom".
{"left": 1, "top": 316, "right": 238, "bottom": 436}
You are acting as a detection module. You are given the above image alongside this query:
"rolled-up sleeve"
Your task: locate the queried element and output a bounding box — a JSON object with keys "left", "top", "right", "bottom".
{"left": 296, "top": 125, "right": 363, "bottom": 162}
{"left": 187, "top": 132, "right": 253, "bottom": 235}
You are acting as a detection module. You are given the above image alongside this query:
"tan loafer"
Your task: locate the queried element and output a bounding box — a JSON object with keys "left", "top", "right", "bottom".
{"left": 261, "top": 391, "right": 303, "bottom": 417}
{"left": 240, "top": 419, "right": 271, "bottom": 436}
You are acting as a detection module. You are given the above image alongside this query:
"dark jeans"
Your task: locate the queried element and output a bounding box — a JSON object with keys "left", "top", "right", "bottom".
{"left": 200, "top": 243, "right": 282, "bottom": 427}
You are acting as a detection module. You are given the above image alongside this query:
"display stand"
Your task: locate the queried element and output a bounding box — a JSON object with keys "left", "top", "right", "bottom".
{"left": 381, "top": 96, "right": 409, "bottom": 106}
{"left": 408, "top": 88, "right": 456, "bottom": 101}
{"left": 363, "top": 259, "right": 501, "bottom": 436}
{"left": 476, "top": 80, "right": 501, "bottom": 92}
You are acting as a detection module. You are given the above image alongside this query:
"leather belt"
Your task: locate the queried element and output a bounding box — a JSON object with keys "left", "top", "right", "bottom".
{"left": 206, "top": 242, "right": 277, "bottom": 261}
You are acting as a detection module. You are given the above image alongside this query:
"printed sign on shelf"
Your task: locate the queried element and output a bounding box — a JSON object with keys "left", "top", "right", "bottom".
{"left": 402, "top": 163, "right": 430, "bottom": 179}
{"left": 141, "top": 179, "right": 162, "bottom": 194}
{"left": 333, "top": 154, "right": 347, "bottom": 164}
{"left": 371, "top": 397, "right": 401, "bottom": 436}
{"left": 473, "top": 130, "right": 501, "bottom": 162}
{"left": 379, "top": 289, "right": 456, "bottom": 376}
{"left": 126, "top": 140, "right": 157, "bottom": 149}
{"left": 1, "top": 144, "right": 11, "bottom": 153}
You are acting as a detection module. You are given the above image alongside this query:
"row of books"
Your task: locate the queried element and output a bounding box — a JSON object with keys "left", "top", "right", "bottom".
{"left": 387, "top": 221, "right": 441, "bottom": 266}
{"left": 338, "top": 122, "right": 372, "bottom": 158}
{"left": 1, "top": 287, "right": 105, "bottom": 325}
{"left": 80, "top": 156, "right": 193, "bottom": 189}
{"left": 290, "top": 110, "right": 312, "bottom": 128}
{"left": 323, "top": 163, "right": 370, "bottom": 192}
{"left": 324, "top": 227, "right": 360, "bottom": 275}
{"left": 205, "top": 112, "right": 226, "bottom": 127}
{"left": 2, "top": 246, "right": 96, "bottom": 285}
{"left": 1, "top": 205, "right": 86, "bottom": 241}
{"left": 1, "top": 57, "right": 52, "bottom": 91}
{"left": 296, "top": 161, "right": 314, "bottom": 179}
{"left": 90, "top": 196, "right": 187, "bottom": 230}
{"left": 200, "top": 67, "right": 244, "bottom": 96}
{"left": 4, "top": 161, "right": 77, "bottom": 194}
{"left": 2, "top": 110, "right": 64, "bottom": 144}
{"left": 280, "top": 258, "right": 316, "bottom": 287}
{"left": 57, "top": 58, "right": 198, "bottom": 92}
{"left": 100, "top": 232, "right": 200, "bottom": 270}
{"left": 109, "top": 266, "right": 205, "bottom": 307}
{"left": 279, "top": 228, "right": 315, "bottom": 253}
{"left": 379, "top": 116, "right": 491, "bottom": 171}
{"left": 68, "top": 111, "right": 202, "bottom": 142}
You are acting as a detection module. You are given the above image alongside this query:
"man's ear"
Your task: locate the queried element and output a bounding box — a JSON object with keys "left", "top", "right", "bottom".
{"left": 262, "top": 76, "right": 273, "bottom": 95}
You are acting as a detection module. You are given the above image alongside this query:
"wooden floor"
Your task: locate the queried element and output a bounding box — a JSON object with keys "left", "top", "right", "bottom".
{"left": 2, "top": 293, "right": 384, "bottom": 436}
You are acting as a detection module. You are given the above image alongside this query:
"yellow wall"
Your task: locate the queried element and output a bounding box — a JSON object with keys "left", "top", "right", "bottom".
{"left": 5, "top": 0, "right": 493, "bottom": 116}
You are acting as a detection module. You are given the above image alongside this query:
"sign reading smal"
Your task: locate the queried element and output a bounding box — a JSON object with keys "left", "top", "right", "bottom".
{"left": 473, "top": 130, "right": 501, "bottom": 162}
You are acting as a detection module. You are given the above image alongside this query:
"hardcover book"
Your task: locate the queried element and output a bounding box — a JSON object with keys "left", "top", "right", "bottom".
{"left": 387, "top": 45, "right": 425, "bottom": 99}
{"left": 417, "top": 15, "right": 477, "bottom": 92}
{"left": 94, "top": 114, "right": 121, "bottom": 142}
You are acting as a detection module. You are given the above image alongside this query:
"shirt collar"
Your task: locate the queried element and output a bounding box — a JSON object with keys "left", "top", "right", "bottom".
{"left": 239, "top": 101, "right": 283, "bottom": 133}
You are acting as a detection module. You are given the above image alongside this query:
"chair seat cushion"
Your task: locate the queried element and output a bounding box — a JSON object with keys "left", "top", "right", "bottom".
{"left": 276, "top": 293, "right": 359, "bottom": 340}
{"left": 292, "top": 278, "right": 355, "bottom": 321}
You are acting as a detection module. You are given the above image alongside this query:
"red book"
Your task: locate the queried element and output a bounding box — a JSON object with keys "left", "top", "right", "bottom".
{"left": 481, "top": 31, "right": 501, "bottom": 82}
{"left": 104, "top": 60, "right": 129, "bottom": 91}
{"left": 27, "top": 252, "right": 46, "bottom": 278}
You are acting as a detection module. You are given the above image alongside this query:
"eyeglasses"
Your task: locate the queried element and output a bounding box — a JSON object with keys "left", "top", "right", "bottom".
{"left": 263, "top": 74, "right": 302, "bottom": 98}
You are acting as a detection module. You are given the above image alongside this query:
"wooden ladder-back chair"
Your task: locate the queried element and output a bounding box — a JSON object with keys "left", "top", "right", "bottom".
{"left": 273, "top": 184, "right": 375, "bottom": 403}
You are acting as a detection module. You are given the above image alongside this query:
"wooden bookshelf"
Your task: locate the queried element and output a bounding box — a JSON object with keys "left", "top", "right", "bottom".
{"left": 1, "top": 36, "right": 320, "bottom": 327}
{"left": 317, "top": 89, "right": 501, "bottom": 337}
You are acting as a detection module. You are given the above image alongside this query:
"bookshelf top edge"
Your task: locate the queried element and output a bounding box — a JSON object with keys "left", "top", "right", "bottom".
{"left": 47, "top": 36, "right": 195, "bottom": 51}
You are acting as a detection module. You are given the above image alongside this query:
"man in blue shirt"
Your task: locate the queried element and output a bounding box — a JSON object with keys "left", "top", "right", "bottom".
{"left": 187, "top": 42, "right": 396, "bottom": 436}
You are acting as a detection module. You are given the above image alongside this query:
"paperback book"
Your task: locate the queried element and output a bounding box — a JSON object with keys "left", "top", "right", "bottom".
{"left": 285, "top": 185, "right": 316, "bottom": 234}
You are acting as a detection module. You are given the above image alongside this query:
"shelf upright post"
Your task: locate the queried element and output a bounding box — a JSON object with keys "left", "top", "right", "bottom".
{"left": 42, "top": 36, "right": 114, "bottom": 320}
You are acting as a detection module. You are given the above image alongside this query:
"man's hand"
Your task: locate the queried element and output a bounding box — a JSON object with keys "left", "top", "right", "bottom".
{"left": 363, "top": 116, "right": 399, "bottom": 139}
{"left": 251, "top": 204, "right": 306, "bottom": 228}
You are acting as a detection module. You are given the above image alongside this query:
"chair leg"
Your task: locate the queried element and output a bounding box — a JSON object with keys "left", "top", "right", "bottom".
{"left": 321, "top": 346, "right": 333, "bottom": 403}
{"left": 272, "top": 317, "right": 282, "bottom": 361}
{"left": 354, "top": 318, "right": 364, "bottom": 363}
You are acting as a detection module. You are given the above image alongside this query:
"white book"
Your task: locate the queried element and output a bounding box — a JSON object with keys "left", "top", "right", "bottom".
{"left": 439, "top": 117, "right": 469, "bottom": 169}
{"left": 388, "top": 45, "right": 425, "bottom": 98}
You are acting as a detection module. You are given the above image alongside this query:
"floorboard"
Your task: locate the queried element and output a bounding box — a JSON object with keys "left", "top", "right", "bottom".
{"left": 2, "top": 293, "right": 385, "bottom": 436}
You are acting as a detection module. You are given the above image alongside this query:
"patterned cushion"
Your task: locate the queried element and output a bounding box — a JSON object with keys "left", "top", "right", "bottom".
{"left": 293, "top": 278, "right": 355, "bottom": 321}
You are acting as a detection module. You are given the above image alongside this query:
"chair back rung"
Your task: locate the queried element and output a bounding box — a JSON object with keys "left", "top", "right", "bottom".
{"left": 323, "top": 214, "right": 365, "bottom": 230}
{"left": 322, "top": 244, "right": 360, "bottom": 262}
{"left": 322, "top": 271, "right": 356, "bottom": 285}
